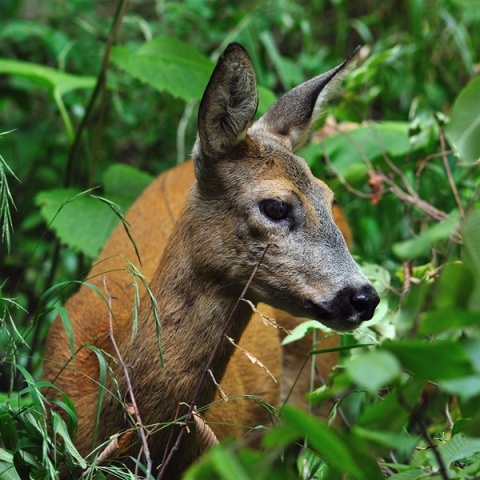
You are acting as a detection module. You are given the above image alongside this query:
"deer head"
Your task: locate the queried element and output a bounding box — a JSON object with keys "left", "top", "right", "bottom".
{"left": 189, "top": 43, "right": 379, "bottom": 331}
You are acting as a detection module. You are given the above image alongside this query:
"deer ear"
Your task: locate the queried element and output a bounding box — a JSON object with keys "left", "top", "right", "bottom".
{"left": 251, "top": 46, "right": 360, "bottom": 152}
{"left": 194, "top": 43, "right": 258, "bottom": 173}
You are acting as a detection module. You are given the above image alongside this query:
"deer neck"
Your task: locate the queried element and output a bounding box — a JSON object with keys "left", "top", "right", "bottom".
{"left": 118, "top": 202, "right": 252, "bottom": 422}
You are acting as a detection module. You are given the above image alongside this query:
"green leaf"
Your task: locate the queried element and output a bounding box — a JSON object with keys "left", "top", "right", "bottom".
{"left": 445, "top": 75, "right": 480, "bottom": 163}
{"left": 388, "top": 469, "right": 427, "bottom": 480}
{"left": 209, "top": 447, "right": 251, "bottom": 480}
{"left": 440, "top": 374, "right": 480, "bottom": 400}
{"left": 419, "top": 309, "right": 479, "bottom": 335}
{"left": 463, "top": 210, "right": 480, "bottom": 310}
{"left": 52, "top": 412, "right": 87, "bottom": 469}
{"left": 282, "top": 320, "right": 329, "bottom": 345}
{"left": 0, "top": 58, "right": 96, "bottom": 95}
{"left": 111, "top": 36, "right": 214, "bottom": 101}
{"left": 392, "top": 214, "right": 459, "bottom": 259}
{"left": 102, "top": 163, "right": 153, "bottom": 199}
{"left": 353, "top": 427, "right": 419, "bottom": 454}
{"left": 346, "top": 350, "right": 401, "bottom": 393}
{"left": 265, "top": 406, "right": 382, "bottom": 479}
{"left": 358, "top": 378, "right": 425, "bottom": 432}
{"left": 312, "top": 122, "right": 423, "bottom": 184}
{"left": 36, "top": 188, "right": 124, "bottom": 258}
{"left": 383, "top": 340, "right": 474, "bottom": 381}
{"left": 431, "top": 433, "right": 480, "bottom": 467}
{"left": 0, "top": 454, "right": 21, "bottom": 480}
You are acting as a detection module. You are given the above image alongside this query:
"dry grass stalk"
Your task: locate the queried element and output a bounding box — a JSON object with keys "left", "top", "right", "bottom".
{"left": 225, "top": 335, "right": 277, "bottom": 383}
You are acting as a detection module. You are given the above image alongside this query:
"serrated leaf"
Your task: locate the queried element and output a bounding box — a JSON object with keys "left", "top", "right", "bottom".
{"left": 431, "top": 433, "right": 480, "bottom": 467}
{"left": 0, "top": 58, "right": 95, "bottom": 95}
{"left": 445, "top": 75, "right": 480, "bottom": 163}
{"left": 111, "top": 36, "right": 214, "bottom": 101}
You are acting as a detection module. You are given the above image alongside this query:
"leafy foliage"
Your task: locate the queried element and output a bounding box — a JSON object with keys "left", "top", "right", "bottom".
{"left": 0, "top": 0, "right": 479, "bottom": 478}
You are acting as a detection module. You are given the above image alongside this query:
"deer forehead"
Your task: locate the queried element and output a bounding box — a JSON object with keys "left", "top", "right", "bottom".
{"left": 239, "top": 137, "right": 334, "bottom": 207}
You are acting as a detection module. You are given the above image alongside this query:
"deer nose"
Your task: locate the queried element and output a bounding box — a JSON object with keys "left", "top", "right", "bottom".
{"left": 350, "top": 286, "right": 380, "bottom": 321}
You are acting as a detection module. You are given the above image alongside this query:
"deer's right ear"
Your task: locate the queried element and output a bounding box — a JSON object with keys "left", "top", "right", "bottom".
{"left": 193, "top": 43, "right": 258, "bottom": 179}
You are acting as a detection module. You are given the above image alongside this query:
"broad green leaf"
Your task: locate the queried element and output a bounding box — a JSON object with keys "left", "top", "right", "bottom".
{"left": 419, "top": 309, "right": 479, "bottom": 335}
{"left": 102, "top": 164, "right": 153, "bottom": 198}
{"left": 440, "top": 374, "right": 480, "bottom": 399}
{"left": 432, "top": 262, "right": 475, "bottom": 311}
{"left": 0, "top": 58, "right": 95, "bottom": 96}
{"left": 463, "top": 210, "right": 480, "bottom": 310}
{"left": 36, "top": 188, "right": 125, "bottom": 258}
{"left": 383, "top": 340, "right": 474, "bottom": 380}
{"left": 111, "top": 36, "right": 214, "bottom": 101}
{"left": 358, "top": 378, "right": 425, "bottom": 432}
{"left": 445, "top": 75, "right": 480, "bottom": 163}
{"left": 353, "top": 427, "right": 419, "bottom": 454}
{"left": 392, "top": 214, "right": 459, "bottom": 259}
{"left": 0, "top": 456, "right": 21, "bottom": 480}
{"left": 209, "top": 447, "right": 250, "bottom": 480}
{"left": 346, "top": 350, "right": 401, "bottom": 393}
{"left": 431, "top": 433, "right": 480, "bottom": 467}
{"left": 265, "top": 406, "right": 383, "bottom": 479}
{"left": 306, "top": 122, "right": 424, "bottom": 184}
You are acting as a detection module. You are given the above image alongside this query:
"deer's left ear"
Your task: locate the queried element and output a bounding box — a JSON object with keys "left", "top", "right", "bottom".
{"left": 251, "top": 47, "right": 360, "bottom": 152}
{"left": 194, "top": 43, "right": 258, "bottom": 173}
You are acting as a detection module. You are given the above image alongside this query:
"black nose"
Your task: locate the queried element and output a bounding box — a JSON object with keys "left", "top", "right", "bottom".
{"left": 350, "top": 287, "right": 380, "bottom": 321}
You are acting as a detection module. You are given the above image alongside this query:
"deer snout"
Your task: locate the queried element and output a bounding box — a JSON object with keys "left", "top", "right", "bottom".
{"left": 309, "top": 284, "right": 380, "bottom": 331}
{"left": 349, "top": 285, "right": 380, "bottom": 322}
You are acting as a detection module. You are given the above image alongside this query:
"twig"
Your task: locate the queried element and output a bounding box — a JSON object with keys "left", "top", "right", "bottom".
{"left": 398, "top": 393, "right": 449, "bottom": 480}
{"left": 156, "top": 244, "right": 272, "bottom": 479}
{"left": 103, "top": 277, "right": 153, "bottom": 479}
{"left": 440, "top": 128, "right": 465, "bottom": 219}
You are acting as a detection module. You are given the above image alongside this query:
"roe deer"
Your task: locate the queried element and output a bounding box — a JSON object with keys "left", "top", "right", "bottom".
{"left": 43, "top": 43, "right": 379, "bottom": 478}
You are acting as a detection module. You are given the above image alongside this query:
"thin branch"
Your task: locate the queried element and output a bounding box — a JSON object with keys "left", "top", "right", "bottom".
{"left": 156, "top": 244, "right": 273, "bottom": 479}
{"left": 440, "top": 128, "right": 465, "bottom": 219}
{"left": 322, "top": 147, "right": 373, "bottom": 199}
{"left": 103, "top": 277, "right": 153, "bottom": 479}
{"left": 399, "top": 393, "right": 449, "bottom": 480}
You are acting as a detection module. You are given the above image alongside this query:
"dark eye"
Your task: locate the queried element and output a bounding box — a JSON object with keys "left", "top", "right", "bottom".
{"left": 259, "top": 199, "right": 290, "bottom": 221}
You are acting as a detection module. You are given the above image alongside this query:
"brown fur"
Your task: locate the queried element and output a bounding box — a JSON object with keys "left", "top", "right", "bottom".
{"left": 43, "top": 43, "right": 378, "bottom": 478}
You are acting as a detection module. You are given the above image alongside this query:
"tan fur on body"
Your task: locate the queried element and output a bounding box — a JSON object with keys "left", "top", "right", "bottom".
{"left": 43, "top": 43, "right": 378, "bottom": 478}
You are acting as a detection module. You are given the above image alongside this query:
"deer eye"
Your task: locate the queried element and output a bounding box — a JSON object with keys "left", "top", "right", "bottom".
{"left": 259, "top": 199, "right": 290, "bottom": 221}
